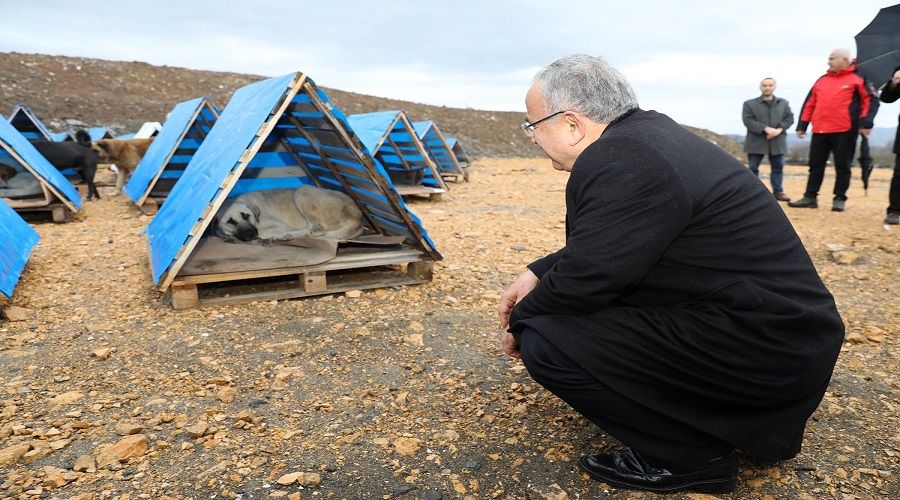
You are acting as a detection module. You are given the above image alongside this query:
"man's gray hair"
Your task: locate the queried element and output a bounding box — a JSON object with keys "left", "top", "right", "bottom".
{"left": 533, "top": 54, "right": 639, "bottom": 124}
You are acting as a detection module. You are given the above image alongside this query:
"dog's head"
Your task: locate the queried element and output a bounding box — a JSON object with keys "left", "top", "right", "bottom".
{"left": 90, "top": 140, "right": 114, "bottom": 162}
{"left": 213, "top": 199, "right": 261, "bottom": 242}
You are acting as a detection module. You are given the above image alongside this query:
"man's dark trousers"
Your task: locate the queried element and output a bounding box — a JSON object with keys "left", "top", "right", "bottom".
{"left": 518, "top": 327, "right": 732, "bottom": 467}
{"left": 804, "top": 131, "right": 857, "bottom": 201}
{"left": 890, "top": 154, "right": 900, "bottom": 214}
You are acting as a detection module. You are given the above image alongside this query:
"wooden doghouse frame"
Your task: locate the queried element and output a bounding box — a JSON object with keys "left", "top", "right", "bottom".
{"left": 7, "top": 104, "right": 53, "bottom": 143}
{"left": 348, "top": 111, "right": 448, "bottom": 199}
{"left": 146, "top": 72, "right": 442, "bottom": 309}
{"left": 0, "top": 119, "right": 82, "bottom": 222}
{"left": 413, "top": 120, "right": 469, "bottom": 182}
{"left": 446, "top": 137, "right": 470, "bottom": 169}
{"left": 124, "top": 97, "right": 220, "bottom": 214}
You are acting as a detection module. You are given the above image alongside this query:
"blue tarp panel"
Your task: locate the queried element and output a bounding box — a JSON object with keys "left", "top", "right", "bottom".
{"left": 117, "top": 133, "right": 136, "bottom": 140}
{"left": 124, "top": 97, "right": 219, "bottom": 204}
{"left": 0, "top": 198, "right": 39, "bottom": 298}
{"left": 348, "top": 111, "right": 446, "bottom": 190}
{"left": 0, "top": 119, "right": 82, "bottom": 211}
{"left": 87, "top": 127, "right": 115, "bottom": 141}
{"left": 51, "top": 131, "right": 71, "bottom": 142}
{"left": 7, "top": 104, "right": 52, "bottom": 142}
{"left": 445, "top": 137, "right": 470, "bottom": 166}
{"left": 147, "top": 72, "right": 441, "bottom": 288}
{"left": 413, "top": 120, "right": 465, "bottom": 179}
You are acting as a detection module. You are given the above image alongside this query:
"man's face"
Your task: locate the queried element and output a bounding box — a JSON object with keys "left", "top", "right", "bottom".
{"left": 525, "top": 83, "right": 572, "bottom": 172}
{"left": 828, "top": 51, "right": 850, "bottom": 72}
{"left": 759, "top": 79, "right": 776, "bottom": 97}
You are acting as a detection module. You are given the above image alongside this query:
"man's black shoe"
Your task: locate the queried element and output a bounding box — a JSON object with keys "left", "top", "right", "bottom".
{"left": 788, "top": 196, "right": 818, "bottom": 208}
{"left": 886, "top": 212, "right": 900, "bottom": 225}
{"left": 578, "top": 447, "right": 737, "bottom": 493}
{"left": 832, "top": 198, "right": 845, "bottom": 212}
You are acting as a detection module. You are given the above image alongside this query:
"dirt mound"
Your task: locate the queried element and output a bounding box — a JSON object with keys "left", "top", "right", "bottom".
{"left": 0, "top": 51, "right": 743, "bottom": 159}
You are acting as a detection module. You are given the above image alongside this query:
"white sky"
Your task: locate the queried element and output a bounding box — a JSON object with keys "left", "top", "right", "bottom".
{"left": 2, "top": 0, "right": 898, "bottom": 134}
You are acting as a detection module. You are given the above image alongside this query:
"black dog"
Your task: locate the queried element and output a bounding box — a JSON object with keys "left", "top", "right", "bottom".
{"left": 32, "top": 130, "right": 101, "bottom": 200}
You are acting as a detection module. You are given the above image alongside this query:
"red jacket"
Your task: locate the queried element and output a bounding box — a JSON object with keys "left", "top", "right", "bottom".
{"left": 797, "top": 64, "right": 878, "bottom": 134}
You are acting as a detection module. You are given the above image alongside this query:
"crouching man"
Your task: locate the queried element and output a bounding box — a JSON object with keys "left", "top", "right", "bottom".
{"left": 498, "top": 54, "right": 845, "bottom": 494}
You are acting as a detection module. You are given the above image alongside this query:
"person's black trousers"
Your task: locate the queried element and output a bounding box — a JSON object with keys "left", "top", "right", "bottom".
{"left": 889, "top": 155, "right": 900, "bottom": 214}
{"left": 518, "top": 327, "right": 732, "bottom": 467}
{"left": 804, "top": 131, "right": 858, "bottom": 201}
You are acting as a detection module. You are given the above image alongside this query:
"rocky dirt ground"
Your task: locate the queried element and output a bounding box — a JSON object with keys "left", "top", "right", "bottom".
{"left": 1, "top": 161, "right": 898, "bottom": 499}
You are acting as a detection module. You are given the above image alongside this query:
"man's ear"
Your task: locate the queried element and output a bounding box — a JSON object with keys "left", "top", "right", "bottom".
{"left": 565, "top": 112, "right": 587, "bottom": 146}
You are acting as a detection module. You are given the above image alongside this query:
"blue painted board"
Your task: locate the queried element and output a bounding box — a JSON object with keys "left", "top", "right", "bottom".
{"left": 0, "top": 119, "right": 83, "bottom": 210}
{"left": 0, "top": 198, "right": 39, "bottom": 298}
{"left": 147, "top": 74, "right": 441, "bottom": 288}
{"left": 148, "top": 75, "right": 298, "bottom": 284}
{"left": 124, "top": 97, "right": 215, "bottom": 202}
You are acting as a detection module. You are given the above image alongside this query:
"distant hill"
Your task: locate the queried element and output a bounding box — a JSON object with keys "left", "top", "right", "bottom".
{"left": 784, "top": 126, "right": 895, "bottom": 149}
{"left": 0, "top": 51, "right": 743, "bottom": 159}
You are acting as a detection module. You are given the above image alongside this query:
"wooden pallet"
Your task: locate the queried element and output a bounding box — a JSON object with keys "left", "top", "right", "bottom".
{"left": 15, "top": 202, "right": 75, "bottom": 222}
{"left": 395, "top": 184, "right": 445, "bottom": 200}
{"left": 168, "top": 246, "right": 434, "bottom": 309}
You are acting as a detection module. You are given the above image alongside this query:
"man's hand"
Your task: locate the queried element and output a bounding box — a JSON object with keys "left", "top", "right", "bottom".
{"left": 498, "top": 269, "right": 539, "bottom": 329}
{"left": 796, "top": 130, "right": 806, "bottom": 139}
{"left": 892, "top": 69, "right": 900, "bottom": 88}
{"left": 501, "top": 330, "right": 521, "bottom": 359}
{"left": 764, "top": 127, "right": 783, "bottom": 140}
{"left": 859, "top": 128, "right": 872, "bottom": 139}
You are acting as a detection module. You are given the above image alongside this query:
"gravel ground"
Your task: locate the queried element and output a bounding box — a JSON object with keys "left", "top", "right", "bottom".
{"left": 1, "top": 160, "right": 897, "bottom": 499}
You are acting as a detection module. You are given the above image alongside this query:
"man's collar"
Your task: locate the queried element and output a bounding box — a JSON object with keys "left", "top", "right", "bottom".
{"left": 604, "top": 108, "right": 639, "bottom": 132}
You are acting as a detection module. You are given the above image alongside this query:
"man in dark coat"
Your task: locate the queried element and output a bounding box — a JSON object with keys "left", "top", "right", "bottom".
{"left": 879, "top": 65, "right": 900, "bottom": 225}
{"left": 498, "top": 54, "right": 845, "bottom": 494}
{"left": 742, "top": 77, "right": 794, "bottom": 201}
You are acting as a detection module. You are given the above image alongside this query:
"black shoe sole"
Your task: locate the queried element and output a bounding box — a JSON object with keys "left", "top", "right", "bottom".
{"left": 578, "top": 458, "right": 737, "bottom": 493}
{"left": 832, "top": 207, "right": 844, "bottom": 212}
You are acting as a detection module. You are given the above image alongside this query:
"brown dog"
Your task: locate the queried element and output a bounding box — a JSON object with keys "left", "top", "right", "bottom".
{"left": 91, "top": 138, "right": 154, "bottom": 195}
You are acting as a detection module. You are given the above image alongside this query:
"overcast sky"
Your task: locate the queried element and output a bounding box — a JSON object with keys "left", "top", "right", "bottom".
{"left": 2, "top": 0, "right": 898, "bottom": 135}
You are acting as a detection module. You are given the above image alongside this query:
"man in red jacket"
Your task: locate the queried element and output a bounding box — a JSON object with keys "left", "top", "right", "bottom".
{"left": 789, "top": 49, "right": 878, "bottom": 212}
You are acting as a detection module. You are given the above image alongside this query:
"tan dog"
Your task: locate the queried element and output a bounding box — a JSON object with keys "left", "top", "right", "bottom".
{"left": 0, "top": 163, "right": 16, "bottom": 185}
{"left": 91, "top": 138, "right": 154, "bottom": 195}
{"left": 213, "top": 186, "right": 364, "bottom": 243}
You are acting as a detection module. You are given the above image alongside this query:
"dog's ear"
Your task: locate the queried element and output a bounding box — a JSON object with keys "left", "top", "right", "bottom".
{"left": 249, "top": 204, "right": 261, "bottom": 223}
{"left": 98, "top": 141, "right": 110, "bottom": 151}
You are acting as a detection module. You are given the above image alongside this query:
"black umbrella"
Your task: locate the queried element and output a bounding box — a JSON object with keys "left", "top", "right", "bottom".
{"left": 855, "top": 4, "right": 900, "bottom": 85}
{"left": 858, "top": 135, "right": 874, "bottom": 194}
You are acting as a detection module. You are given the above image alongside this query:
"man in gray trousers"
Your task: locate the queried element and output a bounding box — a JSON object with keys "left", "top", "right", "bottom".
{"left": 742, "top": 78, "right": 794, "bottom": 201}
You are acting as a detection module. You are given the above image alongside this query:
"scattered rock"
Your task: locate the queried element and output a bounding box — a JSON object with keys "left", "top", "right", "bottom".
{"left": 73, "top": 454, "right": 96, "bottom": 472}
{"left": 0, "top": 442, "right": 30, "bottom": 467}
{"left": 95, "top": 434, "right": 149, "bottom": 468}
{"left": 42, "top": 466, "right": 77, "bottom": 488}
{"left": 186, "top": 421, "right": 209, "bottom": 438}
{"left": 49, "top": 390, "right": 84, "bottom": 405}
{"left": 393, "top": 437, "right": 422, "bottom": 456}
{"left": 91, "top": 347, "right": 113, "bottom": 360}
{"left": 1, "top": 305, "right": 31, "bottom": 321}
{"left": 276, "top": 472, "right": 303, "bottom": 485}
{"left": 217, "top": 386, "right": 237, "bottom": 403}
{"left": 116, "top": 422, "right": 144, "bottom": 435}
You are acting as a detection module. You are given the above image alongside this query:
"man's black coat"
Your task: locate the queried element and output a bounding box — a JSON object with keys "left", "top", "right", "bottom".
{"left": 509, "top": 109, "right": 844, "bottom": 461}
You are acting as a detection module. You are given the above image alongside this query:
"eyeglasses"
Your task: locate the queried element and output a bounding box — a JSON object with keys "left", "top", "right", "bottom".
{"left": 521, "top": 110, "right": 565, "bottom": 136}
